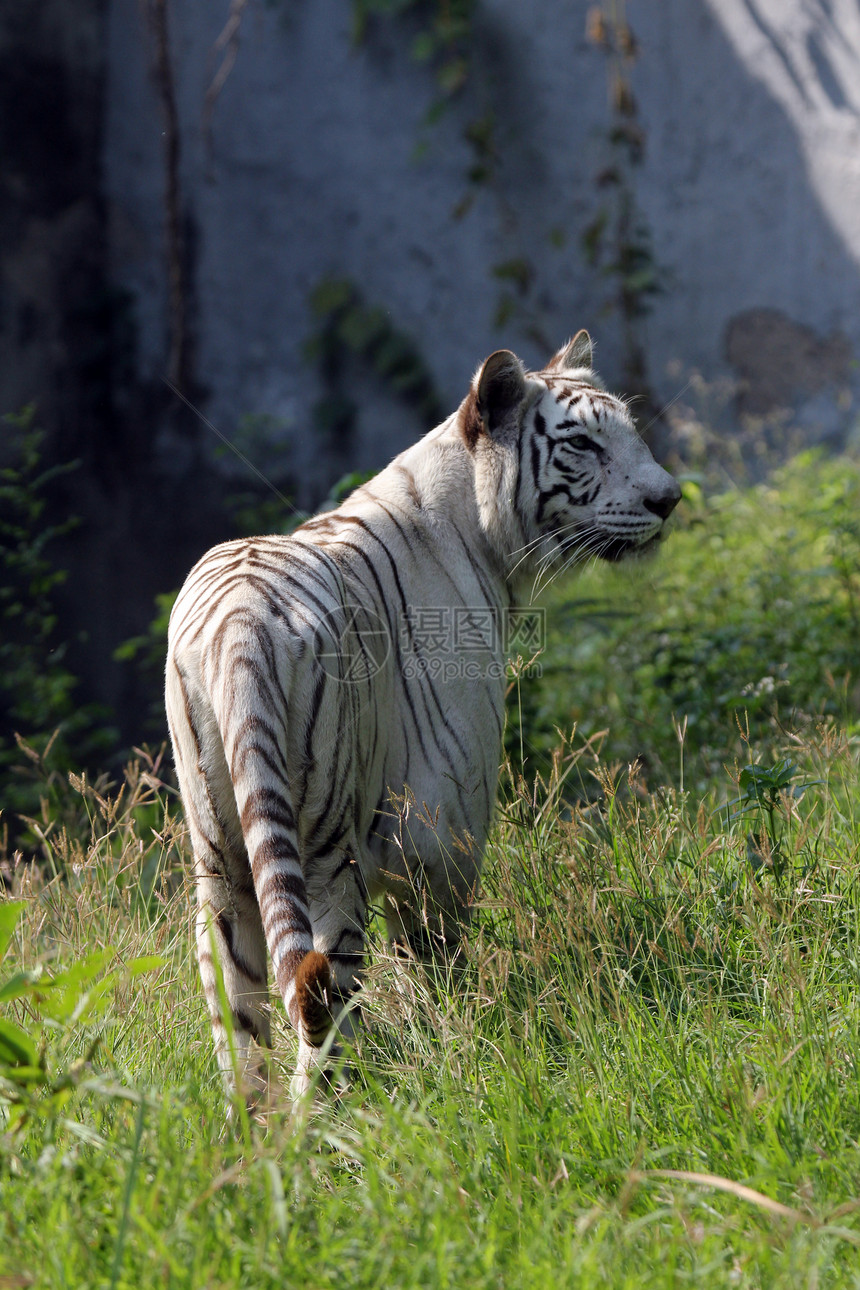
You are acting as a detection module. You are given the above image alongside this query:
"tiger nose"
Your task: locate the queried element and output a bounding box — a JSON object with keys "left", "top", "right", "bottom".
{"left": 643, "top": 477, "right": 682, "bottom": 520}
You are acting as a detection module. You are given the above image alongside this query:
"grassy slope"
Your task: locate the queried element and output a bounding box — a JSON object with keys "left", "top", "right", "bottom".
{"left": 4, "top": 455, "right": 860, "bottom": 1288}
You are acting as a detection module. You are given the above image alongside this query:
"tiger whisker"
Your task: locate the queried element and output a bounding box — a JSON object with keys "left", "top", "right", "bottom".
{"left": 513, "top": 518, "right": 592, "bottom": 588}
{"left": 530, "top": 525, "right": 606, "bottom": 599}
{"left": 532, "top": 530, "right": 600, "bottom": 599}
{"left": 534, "top": 523, "right": 633, "bottom": 596}
{"left": 508, "top": 531, "right": 557, "bottom": 580}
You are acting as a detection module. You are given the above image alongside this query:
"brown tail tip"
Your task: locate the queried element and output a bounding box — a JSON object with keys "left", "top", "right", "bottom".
{"left": 295, "top": 950, "right": 333, "bottom": 1046}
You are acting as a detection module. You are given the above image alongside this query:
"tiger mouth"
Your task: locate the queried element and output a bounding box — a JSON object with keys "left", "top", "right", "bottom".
{"left": 579, "top": 530, "right": 663, "bottom": 563}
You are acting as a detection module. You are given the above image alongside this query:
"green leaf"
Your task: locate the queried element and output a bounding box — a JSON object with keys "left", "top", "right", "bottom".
{"left": 0, "top": 1063, "right": 45, "bottom": 1088}
{"left": 436, "top": 57, "right": 468, "bottom": 95}
{"left": 309, "top": 278, "right": 355, "bottom": 319}
{"left": 0, "top": 901, "right": 25, "bottom": 959}
{"left": 113, "top": 635, "right": 148, "bottom": 662}
{"left": 0, "top": 1016, "right": 38, "bottom": 1068}
{"left": 491, "top": 258, "right": 534, "bottom": 293}
{"left": 411, "top": 31, "right": 437, "bottom": 61}
{"left": 624, "top": 268, "right": 659, "bottom": 293}
{"left": 37, "top": 949, "right": 117, "bottom": 1024}
{"left": 0, "top": 967, "right": 42, "bottom": 1003}
{"left": 124, "top": 956, "right": 165, "bottom": 977}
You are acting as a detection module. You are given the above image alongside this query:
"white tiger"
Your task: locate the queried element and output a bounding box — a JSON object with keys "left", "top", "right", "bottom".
{"left": 165, "top": 331, "right": 680, "bottom": 1100}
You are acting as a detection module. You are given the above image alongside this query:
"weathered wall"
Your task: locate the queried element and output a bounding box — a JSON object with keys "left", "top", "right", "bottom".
{"left": 104, "top": 0, "right": 860, "bottom": 503}
{"left": 641, "top": 1, "right": 860, "bottom": 444}
{"left": 4, "top": 0, "right": 860, "bottom": 747}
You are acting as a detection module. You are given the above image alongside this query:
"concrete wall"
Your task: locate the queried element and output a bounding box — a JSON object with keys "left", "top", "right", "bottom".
{"left": 103, "top": 0, "right": 860, "bottom": 503}
{"left": 641, "top": 1, "right": 860, "bottom": 448}
{"left": 4, "top": 1, "right": 860, "bottom": 743}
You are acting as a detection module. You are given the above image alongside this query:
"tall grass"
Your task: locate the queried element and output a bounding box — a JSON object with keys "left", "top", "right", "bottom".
{"left": 5, "top": 454, "right": 860, "bottom": 1286}
{"left": 3, "top": 721, "right": 860, "bottom": 1287}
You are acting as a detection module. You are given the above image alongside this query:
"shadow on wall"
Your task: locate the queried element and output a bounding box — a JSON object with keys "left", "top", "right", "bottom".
{"left": 646, "top": 0, "right": 860, "bottom": 455}
{"left": 726, "top": 308, "right": 852, "bottom": 422}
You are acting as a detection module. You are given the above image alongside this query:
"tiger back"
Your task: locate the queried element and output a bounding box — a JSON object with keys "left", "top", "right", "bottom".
{"left": 165, "top": 330, "right": 680, "bottom": 1100}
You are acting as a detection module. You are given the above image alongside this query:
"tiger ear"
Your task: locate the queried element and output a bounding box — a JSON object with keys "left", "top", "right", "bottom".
{"left": 475, "top": 350, "right": 527, "bottom": 431}
{"left": 461, "top": 350, "right": 527, "bottom": 448}
{"left": 547, "top": 329, "right": 593, "bottom": 373}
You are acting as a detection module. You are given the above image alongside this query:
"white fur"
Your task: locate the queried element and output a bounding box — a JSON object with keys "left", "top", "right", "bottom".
{"left": 165, "top": 337, "right": 679, "bottom": 1101}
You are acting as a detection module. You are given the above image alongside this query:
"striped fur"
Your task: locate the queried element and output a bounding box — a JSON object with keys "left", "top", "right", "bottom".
{"left": 165, "top": 331, "right": 680, "bottom": 1100}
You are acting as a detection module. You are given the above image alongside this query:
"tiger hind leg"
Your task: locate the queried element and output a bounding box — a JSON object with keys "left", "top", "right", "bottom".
{"left": 287, "top": 849, "right": 368, "bottom": 1097}
{"left": 166, "top": 662, "right": 273, "bottom": 1104}
{"left": 195, "top": 871, "right": 273, "bottom": 1105}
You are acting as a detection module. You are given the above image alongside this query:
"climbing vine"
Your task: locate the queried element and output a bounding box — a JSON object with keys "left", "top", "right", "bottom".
{"left": 146, "top": 0, "right": 191, "bottom": 393}
{"left": 582, "top": 2, "right": 666, "bottom": 425}
{"left": 305, "top": 276, "right": 444, "bottom": 447}
{"left": 349, "top": 0, "right": 497, "bottom": 214}
{"left": 350, "top": 0, "right": 476, "bottom": 99}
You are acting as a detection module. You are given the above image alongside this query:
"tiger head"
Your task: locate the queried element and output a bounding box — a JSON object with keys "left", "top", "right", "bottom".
{"left": 460, "top": 330, "right": 681, "bottom": 585}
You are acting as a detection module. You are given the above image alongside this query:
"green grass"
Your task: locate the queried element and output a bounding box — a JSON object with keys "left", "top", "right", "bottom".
{"left": 4, "top": 732, "right": 860, "bottom": 1287}
{"left": 5, "top": 455, "right": 860, "bottom": 1287}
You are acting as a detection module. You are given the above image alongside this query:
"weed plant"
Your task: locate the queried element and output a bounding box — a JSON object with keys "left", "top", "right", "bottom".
{"left": 0, "top": 411, "right": 114, "bottom": 832}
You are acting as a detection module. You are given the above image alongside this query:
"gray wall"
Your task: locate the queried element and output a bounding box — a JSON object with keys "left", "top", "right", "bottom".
{"left": 104, "top": 0, "right": 860, "bottom": 501}
{"left": 3, "top": 0, "right": 860, "bottom": 743}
